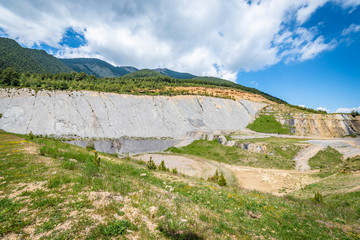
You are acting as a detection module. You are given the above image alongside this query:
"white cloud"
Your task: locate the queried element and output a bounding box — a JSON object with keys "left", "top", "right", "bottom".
{"left": 298, "top": 105, "right": 306, "bottom": 108}
{"left": 342, "top": 24, "right": 360, "bottom": 35}
{"left": 316, "top": 106, "right": 329, "bottom": 112}
{"left": 0, "top": 0, "right": 357, "bottom": 81}
{"left": 335, "top": 106, "right": 360, "bottom": 113}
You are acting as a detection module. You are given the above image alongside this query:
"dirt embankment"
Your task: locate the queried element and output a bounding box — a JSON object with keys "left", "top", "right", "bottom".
{"left": 168, "top": 86, "right": 274, "bottom": 104}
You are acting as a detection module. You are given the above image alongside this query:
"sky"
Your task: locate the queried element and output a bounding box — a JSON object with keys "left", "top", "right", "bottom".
{"left": 0, "top": 0, "right": 359, "bottom": 113}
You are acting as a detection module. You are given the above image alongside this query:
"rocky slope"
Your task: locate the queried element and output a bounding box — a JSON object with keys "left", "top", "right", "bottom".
{"left": 0, "top": 88, "right": 265, "bottom": 138}
{"left": 277, "top": 113, "right": 360, "bottom": 137}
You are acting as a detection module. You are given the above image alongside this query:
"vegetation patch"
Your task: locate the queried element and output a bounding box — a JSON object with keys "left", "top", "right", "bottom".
{"left": 308, "top": 146, "right": 343, "bottom": 177}
{"left": 1, "top": 131, "right": 360, "bottom": 239}
{"left": 167, "top": 139, "right": 298, "bottom": 170}
{"left": 247, "top": 114, "right": 292, "bottom": 134}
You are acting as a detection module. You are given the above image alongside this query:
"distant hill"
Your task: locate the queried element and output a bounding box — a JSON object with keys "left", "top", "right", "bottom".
{"left": 154, "top": 68, "right": 195, "bottom": 79}
{"left": 0, "top": 37, "right": 72, "bottom": 74}
{"left": 60, "top": 58, "right": 137, "bottom": 78}
{"left": 122, "top": 69, "right": 165, "bottom": 78}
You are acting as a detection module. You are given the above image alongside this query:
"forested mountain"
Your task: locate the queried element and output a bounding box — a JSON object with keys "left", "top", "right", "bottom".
{"left": 60, "top": 58, "right": 137, "bottom": 78}
{"left": 0, "top": 37, "right": 286, "bottom": 104}
{"left": 154, "top": 68, "right": 195, "bottom": 79}
{"left": 25, "top": 49, "right": 73, "bottom": 73}
{"left": 0, "top": 37, "right": 72, "bottom": 73}
{"left": 122, "top": 69, "right": 164, "bottom": 78}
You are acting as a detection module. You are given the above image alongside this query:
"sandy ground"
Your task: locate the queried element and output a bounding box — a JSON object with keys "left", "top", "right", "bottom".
{"left": 134, "top": 153, "right": 319, "bottom": 196}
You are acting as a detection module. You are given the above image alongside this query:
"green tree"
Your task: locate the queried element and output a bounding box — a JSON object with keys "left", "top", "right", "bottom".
{"left": 351, "top": 110, "right": 359, "bottom": 117}
{"left": 147, "top": 157, "right": 157, "bottom": 170}
{"left": 1, "top": 67, "right": 19, "bottom": 86}
{"left": 218, "top": 173, "right": 227, "bottom": 186}
{"left": 158, "top": 161, "right": 168, "bottom": 171}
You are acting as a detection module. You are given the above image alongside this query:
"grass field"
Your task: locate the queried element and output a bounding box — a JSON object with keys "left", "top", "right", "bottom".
{"left": 167, "top": 139, "right": 302, "bottom": 170}
{"left": 247, "top": 115, "right": 292, "bottom": 134}
{"left": 0, "top": 131, "right": 359, "bottom": 239}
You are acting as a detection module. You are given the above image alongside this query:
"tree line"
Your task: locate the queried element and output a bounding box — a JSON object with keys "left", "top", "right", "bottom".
{"left": 0, "top": 67, "right": 286, "bottom": 102}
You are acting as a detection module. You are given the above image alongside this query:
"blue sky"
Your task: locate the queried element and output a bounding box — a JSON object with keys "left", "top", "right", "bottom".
{"left": 240, "top": 2, "right": 360, "bottom": 112}
{"left": 0, "top": 0, "right": 359, "bottom": 112}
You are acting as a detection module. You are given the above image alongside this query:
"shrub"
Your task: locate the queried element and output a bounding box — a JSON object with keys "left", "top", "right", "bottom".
{"left": 147, "top": 157, "right": 157, "bottom": 170}
{"left": 312, "top": 191, "right": 323, "bottom": 203}
{"left": 158, "top": 161, "right": 169, "bottom": 171}
{"left": 28, "top": 131, "right": 34, "bottom": 140}
{"left": 208, "top": 169, "right": 219, "bottom": 182}
{"left": 93, "top": 150, "right": 100, "bottom": 167}
{"left": 218, "top": 173, "right": 227, "bottom": 186}
{"left": 351, "top": 110, "right": 359, "bottom": 117}
{"left": 172, "top": 168, "right": 178, "bottom": 174}
{"left": 86, "top": 142, "right": 95, "bottom": 150}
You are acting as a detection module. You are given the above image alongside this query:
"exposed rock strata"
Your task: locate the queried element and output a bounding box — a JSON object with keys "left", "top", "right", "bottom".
{"left": 277, "top": 113, "right": 360, "bottom": 137}
{"left": 0, "top": 88, "right": 265, "bottom": 138}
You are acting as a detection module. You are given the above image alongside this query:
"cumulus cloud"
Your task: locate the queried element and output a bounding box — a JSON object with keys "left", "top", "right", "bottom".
{"left": 0, "top": 0, "right": 358, "bottom": 81}
{"left": 335, "top": 106, "right": 360, "bottom": 113}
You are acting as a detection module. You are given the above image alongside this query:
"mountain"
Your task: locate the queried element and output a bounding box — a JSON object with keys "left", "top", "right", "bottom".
{"left": 25, "top": 49, "right": 73, "bottom": 73}
{"left": 0, "top": 37, "right": 72, "bottom": 73}
{"left": 122, "top": 69, "right": 165, "bottom": 78}
{"left": 154, "top": 68, "right": 195, "bottom": 79}
{"left": 60, "top": 58, "right": 138, "bottom": 78}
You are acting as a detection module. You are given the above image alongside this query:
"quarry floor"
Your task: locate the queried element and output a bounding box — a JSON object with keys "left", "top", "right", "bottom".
{"left": 135, "top": 130, "right": 360, "bottom": 196}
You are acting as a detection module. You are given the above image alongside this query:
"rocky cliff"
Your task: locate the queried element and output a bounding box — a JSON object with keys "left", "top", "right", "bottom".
{"left": 277, "top": 113, "right": 360, "bottom": 138}
{"left": 0, "top": 88, "right": 265, "bottom": 138}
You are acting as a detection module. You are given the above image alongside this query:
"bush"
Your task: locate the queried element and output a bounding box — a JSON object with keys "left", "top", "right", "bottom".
{"left": 147, "top": 157, "right": 156, "bottom": 170}
{"left": 351, "top": 110, "right": 359, "bottom": 117}
{"left": 218, "top": 173, "right": 227, "bottom": 186}
{"left": 93, "top": 150, "right": 100, "bottom": 167}
{"left": 172, "top": 168, "right": 178, "bottom": 174}
{"left": 28, "top": 131, "right": 34, "bottom": 140}
{"left": 312, "top": 191, "right": 323, "bottom": 203}
{"left": 208, "top": 169, "right": 219, "bottom": 182}
{"left": 86, "top": 142, "right": 95, "bottom": 150}
{"left": 158, "top": 161, "right": 169, "bottom": 171}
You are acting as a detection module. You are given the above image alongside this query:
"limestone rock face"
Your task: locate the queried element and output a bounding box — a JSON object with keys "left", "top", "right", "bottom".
{"left": 277, "top": 113, "right": 360, "bottom": 137}
{"left": 0, "top": 88, "right": 265, "bottom": 138}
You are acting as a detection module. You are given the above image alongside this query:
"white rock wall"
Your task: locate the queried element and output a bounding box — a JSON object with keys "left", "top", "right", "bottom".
{"left": 0, "top": 88, "right": 265, "bottom": 138}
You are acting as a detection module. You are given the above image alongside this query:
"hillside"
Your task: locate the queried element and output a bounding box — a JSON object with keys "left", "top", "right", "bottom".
{"left": 25, "top": 49, "right": 73, "bottom": 73}
{"left": 60, "top": 58, "right": 136, "bottom": 78}
{"left": 154, "top": 68, "right": 196, "bottom": 79}
{"left": 1, "top": 130, "right": 360, "bottom": 239}
{"left": 122, "top": 69, "right": 165, "bottom": 78}
{"left": 0, "top": 37, "right": 72, "bottom": 74}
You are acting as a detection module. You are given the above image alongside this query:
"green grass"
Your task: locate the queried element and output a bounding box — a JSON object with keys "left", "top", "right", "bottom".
{"left": 167, "top": 139, "right": 300, "bottom": 170}
{"left": 1, "top": 131, "right": 360, "bottom": 239}
{"left": 247, "top": 115, "right": 292, "bottom": 134}
{"left": 308, "top": 147, "right": 343, "bottom": 177}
